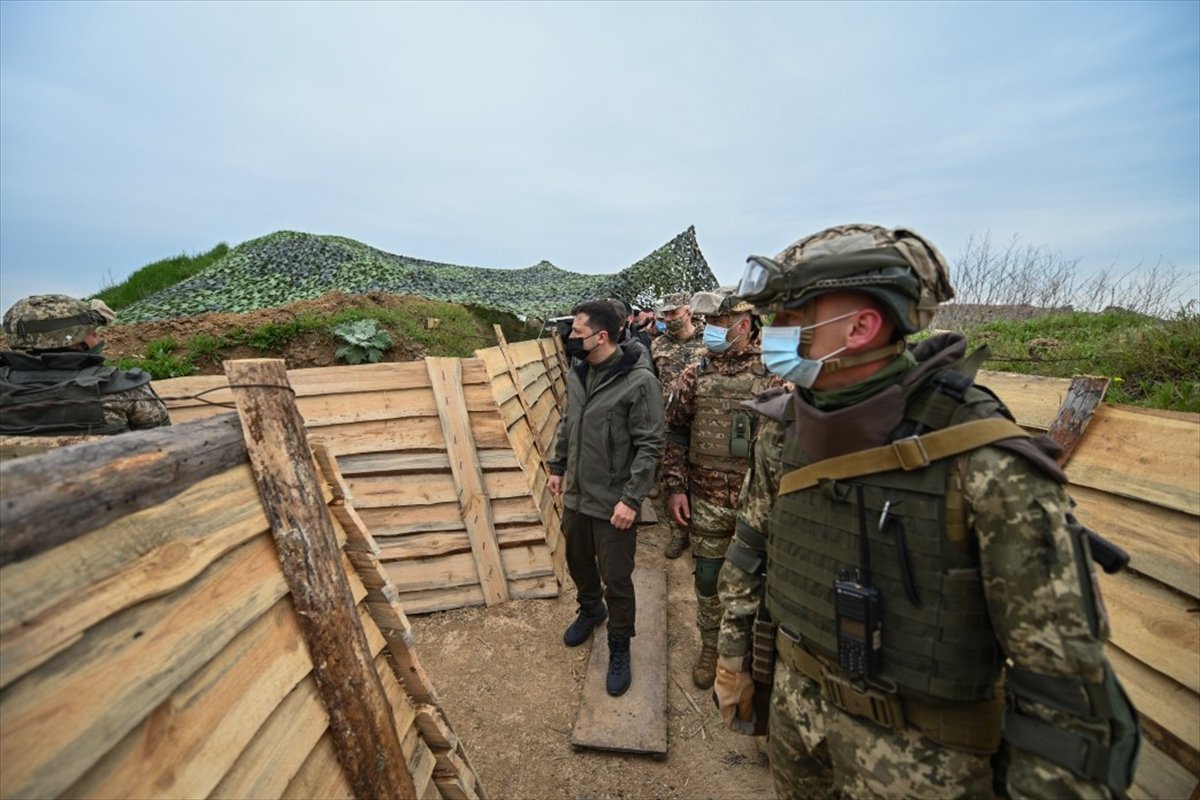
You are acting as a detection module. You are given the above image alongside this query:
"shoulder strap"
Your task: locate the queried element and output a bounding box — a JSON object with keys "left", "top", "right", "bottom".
{"left": 779, "top": 417, "right": 1029, "bottom": 495}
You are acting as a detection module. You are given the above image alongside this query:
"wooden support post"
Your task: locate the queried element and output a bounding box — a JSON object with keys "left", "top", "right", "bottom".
{"left": 1047, "top": 375, "right": 1110, "bottom": 467}
{"left": 426, "top": 358, "right": 510, "bottom": 606}
{"left": 224, "top": 359, "right": 415, "bottom": 800}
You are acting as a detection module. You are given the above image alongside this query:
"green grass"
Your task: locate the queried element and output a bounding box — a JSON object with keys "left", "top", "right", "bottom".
{"left": 948, "top": 308, "right": 1200, "bottom": 412}
{"left": 114, "top": 336, "right": 198, "bottom": 379}
{"left": 94, "top": 243, "right": 230, "bottom": 310}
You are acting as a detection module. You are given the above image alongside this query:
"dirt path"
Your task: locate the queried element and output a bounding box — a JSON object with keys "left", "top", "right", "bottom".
{"left": 410, "top": 519, "right": 775, "bottom": 800}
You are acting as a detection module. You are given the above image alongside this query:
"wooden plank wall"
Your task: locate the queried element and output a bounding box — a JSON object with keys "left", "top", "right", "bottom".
{"left": 154, "top": 357, "right": 560, "bottom": 615}
{"left": 980, "top": 369, "right": 1200, "bottom": 799}
{"left": 473, "top": 331, "right": 567, "bottom": 583}
{"left": 0, "top": 414, "right": 484, "bottom": 799}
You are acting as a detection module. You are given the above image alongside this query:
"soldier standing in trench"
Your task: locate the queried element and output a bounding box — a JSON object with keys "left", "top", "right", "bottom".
{"left": 661, "top": 287, "right": 783, "bottom": 690}
{"left": 713, "top": 224, "right": 1140, "bottom": 799}
{"left": 649, "top": 291, "right": 706, "bottom": 558}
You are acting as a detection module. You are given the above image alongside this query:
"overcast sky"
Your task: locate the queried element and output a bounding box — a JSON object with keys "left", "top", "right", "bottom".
{"left": 1, "top": 0, "right": 1197, "bottom": 316}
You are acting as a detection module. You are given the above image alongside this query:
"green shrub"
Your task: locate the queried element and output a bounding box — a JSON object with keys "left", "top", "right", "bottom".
{"left": 332, "top": 319, "right": 393, "bottom": 364}
{"left": 95, "top": 243, "right": 229, "bottom": 310}
{"left": 114, "top": 336, "right": 197, "bottom": 379}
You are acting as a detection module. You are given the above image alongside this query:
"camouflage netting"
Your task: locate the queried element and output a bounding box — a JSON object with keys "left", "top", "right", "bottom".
{"left": 117, "top": 226, "right": 718, "bottom": 323}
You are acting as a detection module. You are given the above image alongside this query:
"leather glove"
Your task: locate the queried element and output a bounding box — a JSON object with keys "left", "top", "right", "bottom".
{"left": 712, "top": 655, "right": 756, "bottom": 735}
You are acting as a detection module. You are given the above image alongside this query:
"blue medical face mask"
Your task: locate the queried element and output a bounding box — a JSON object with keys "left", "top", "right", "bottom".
{"left": 703, "top": 323, "right": 731, "bottom": 353}
{"left": 655, "top": 320, "right": 667, "bottom": 333}
{"left": 759, "top": 311, "right": 857, "bottom": 388}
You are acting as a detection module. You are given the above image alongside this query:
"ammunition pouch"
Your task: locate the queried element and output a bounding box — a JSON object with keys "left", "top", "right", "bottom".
{"left": 776, "top": 628, "right": 1003, "bottom": 754}
{"left": 725, "top": 518, "right": 767, "bottom": 575}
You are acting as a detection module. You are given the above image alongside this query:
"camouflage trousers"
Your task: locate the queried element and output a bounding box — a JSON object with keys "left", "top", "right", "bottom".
{"left": 770, "top": 660, "right": 994, "bottom": 799}
{"left": 690, "top": 495, "right": 736, "bottom": 641}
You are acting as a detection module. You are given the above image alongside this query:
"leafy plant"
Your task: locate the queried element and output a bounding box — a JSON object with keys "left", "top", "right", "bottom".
{"left": 332, "top": 319, "right": 393, "bottom": 364}
{"left": 114, "top": 336, "right": 197, "bottom": 379}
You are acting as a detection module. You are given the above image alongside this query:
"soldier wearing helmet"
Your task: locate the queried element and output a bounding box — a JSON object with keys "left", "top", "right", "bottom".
{"left": 713, "top": 225, "right": 1139, "bottom": 799}
{"left": 1, "top": 294, "right": 171, "bottom": 436}
{"left": 661, "top": 286, "right": 787, "bottom": 690}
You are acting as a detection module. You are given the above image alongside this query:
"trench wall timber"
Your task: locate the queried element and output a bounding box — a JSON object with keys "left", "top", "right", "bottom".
{"left": 982, "top": 372, "right": 1200, "bottom": 800}
{"left": 0, "top": 375, "right": 486, "bottom": 799}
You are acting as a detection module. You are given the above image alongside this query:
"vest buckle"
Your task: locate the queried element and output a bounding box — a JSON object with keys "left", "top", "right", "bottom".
{"left": 821, "top": 671, "right": 907, "bottom": 732}
{"left": 890, "top": 435, "right": 930, "bottom": 470}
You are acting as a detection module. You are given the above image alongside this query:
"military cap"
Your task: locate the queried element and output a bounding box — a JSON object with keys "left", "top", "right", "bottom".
{"left": 655, "top": 292, "right": 692, "bottom": 313}
{"left": 689, "top": 286, "right": 754, "bottom": 317}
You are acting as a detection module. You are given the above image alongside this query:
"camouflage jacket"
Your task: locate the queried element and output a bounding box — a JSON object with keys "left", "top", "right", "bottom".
{"left": 661, "top": 346, "right": 783, "bottom": 506}
{"left": 719, "top": 335, "right": 1124, "bottom": 798}
{"left": 650, "top": 322, "right": 706, "bottom": 409}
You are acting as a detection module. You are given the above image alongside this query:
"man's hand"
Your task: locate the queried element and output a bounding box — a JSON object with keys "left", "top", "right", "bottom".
{"left": 713, "top": 655, "right": 756, "bottom": 735}
{"left": 668, "top": 492, "right": 691, "bottom": 527}
{"left": 611, "top": 500, "right": 637, "bottom": 530}
{"left": 548, "top": 475, "right": 562, "bottom": 496}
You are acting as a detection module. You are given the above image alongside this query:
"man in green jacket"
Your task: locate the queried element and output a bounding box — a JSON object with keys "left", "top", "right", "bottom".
{"left": 548, "top": 299, "right": 665, "bottom": 697}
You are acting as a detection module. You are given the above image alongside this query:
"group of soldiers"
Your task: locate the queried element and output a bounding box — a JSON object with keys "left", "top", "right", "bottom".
{"left": 552, "top": 224, "right": 1140, "bottom": 799}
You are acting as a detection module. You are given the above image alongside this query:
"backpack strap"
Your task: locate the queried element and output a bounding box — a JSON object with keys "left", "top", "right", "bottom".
{"left": 779, "top": 417, "right": 1029, "bottom": 495}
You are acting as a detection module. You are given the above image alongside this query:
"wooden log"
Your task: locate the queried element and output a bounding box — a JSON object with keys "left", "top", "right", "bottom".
{"left": 1046, "top": 376, "right": 1110, "bottom": 464}
{"left": 0, "top": 462, "right": 270, "bottom": 690}
{"left": 225, "top": 359, "right": 415, "bottom": 800}
{"left": 426, "top": 358, "right": 509, "bottom": 606}
{"left": 0, "top": 413, "right": 247, "bottom": 568}
{"left": 0, "top": 533, "right": 289, "bottom": 799}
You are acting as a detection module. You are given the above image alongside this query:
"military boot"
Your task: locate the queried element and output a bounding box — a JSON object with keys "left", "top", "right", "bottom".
{"left": 664, "top": 528, "right": 689, "bottom": 559}
{"left": 692, "top": 632, "right": 718, "bottom": 689}
{"left": 563, "top": 602, "right": 608, "bottom": 647}
{"left": 606, "top": 632, "right": 632, "bottom": 696}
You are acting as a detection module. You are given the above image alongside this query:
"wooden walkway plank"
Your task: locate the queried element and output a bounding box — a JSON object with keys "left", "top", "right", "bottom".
{"left": 426, "top": 358, "right": 509, "bottom": 606}
{"left": 571, "top": 566, "right": 668, "bottom": 754}
{"left": 226, "top": 359, "right": 415, "bottom": 800}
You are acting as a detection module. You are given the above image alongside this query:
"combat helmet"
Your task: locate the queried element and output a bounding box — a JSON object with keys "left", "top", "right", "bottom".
{"left": 2, "top": 294, "right": 112, "bottom": 351}
{"left": 689, "top": 286, "right": 754, "bottom": 318}
{"left": 735, "top": 224, "right": 954, "bottom": 334}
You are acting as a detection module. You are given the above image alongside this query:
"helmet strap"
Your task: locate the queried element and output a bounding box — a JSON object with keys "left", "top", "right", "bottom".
{"left": 820, "top": 341, "right": 906, "bottom": 373}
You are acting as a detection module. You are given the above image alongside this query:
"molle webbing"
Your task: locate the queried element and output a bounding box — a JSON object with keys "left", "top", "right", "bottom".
{"left": 687, "top": 367, "right": 764, "bottom": 472}
{"left": 779, "top": 417, "right": 1030, "bottom": 495}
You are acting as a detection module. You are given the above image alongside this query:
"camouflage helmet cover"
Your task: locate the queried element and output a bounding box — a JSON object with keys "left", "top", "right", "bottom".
{"left": 739, "top": 223, "right": 955, "bottom": 334}
{"left": 689, "top": 286, "right": 754, "bottom": 317}
{"left": 2, "top": 294, "right": 109, "bottom": 351}
{"left": 654, "top": 291, "right": 692, "bottom": 313}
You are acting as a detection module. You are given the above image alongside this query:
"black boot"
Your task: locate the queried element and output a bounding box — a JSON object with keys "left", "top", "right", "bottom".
{"left": 563, "top": 602, "right": 608, "bottom": 647}
{"left": 606, "top": 632, "right": 632, "bottom": 696}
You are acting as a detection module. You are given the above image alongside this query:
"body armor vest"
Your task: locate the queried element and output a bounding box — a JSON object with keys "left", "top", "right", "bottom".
{"left": 766, "top": 369, "right": 1009, "bottom": 704}
{"left": 687, "top": 357, "right": 769, "bottom": 473}
{"left": 0, "top": 351, "right": 149, "bottom": 436}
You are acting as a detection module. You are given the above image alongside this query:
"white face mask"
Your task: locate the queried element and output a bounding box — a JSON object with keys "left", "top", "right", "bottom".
{"left": 759, "top": 310, "right": 857, "bottom": 388}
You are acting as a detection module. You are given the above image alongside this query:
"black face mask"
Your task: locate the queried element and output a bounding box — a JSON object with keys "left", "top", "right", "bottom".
{"left": 565, "top": 331, "right": 599, "bottom": 358}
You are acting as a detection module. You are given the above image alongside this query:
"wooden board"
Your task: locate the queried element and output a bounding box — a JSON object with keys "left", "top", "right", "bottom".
{"left": 570, "top": 566, "right": 667, "bottom": 755}
{"left": 1067, "top": 404, "right": 1200, "bottom": 516}
{"left": 975, "top": 370, "right": 1073, "bottom": 430}
{"left": 1100, "top": 568, "right": 1200, "bottom": 694}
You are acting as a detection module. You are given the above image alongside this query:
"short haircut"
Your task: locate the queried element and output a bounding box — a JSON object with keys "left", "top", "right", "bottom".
{"left": 572, "top": 300, "right": 621, "bottom": 339}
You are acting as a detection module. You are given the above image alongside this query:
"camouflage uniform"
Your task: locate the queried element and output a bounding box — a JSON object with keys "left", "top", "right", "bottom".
{"left": 649, "top": 292, "right": 705, "bottom": 553}
{"left": 1, "top": 295, "right": 171, "bottom": 435}
{"left": 716, "top": 224, "right": 1138, "bottom": 800}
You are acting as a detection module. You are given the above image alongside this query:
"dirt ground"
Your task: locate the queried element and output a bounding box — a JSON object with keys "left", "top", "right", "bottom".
{"left": 410, "top": 516, "right": 776, "bottom": 800}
